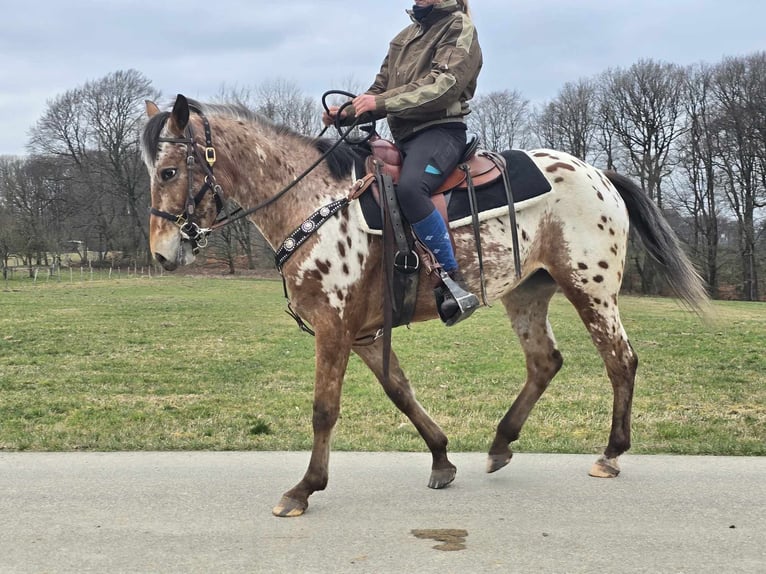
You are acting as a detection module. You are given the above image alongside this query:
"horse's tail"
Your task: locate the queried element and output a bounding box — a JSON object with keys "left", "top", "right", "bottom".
{"left": 604, "top": 170, "right": 710, "bottom": 314}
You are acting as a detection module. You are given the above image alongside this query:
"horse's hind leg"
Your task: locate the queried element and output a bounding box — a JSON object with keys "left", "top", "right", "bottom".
{"left": 353, "top": 340, "right": 456, "bottom": 489}
{"left": 561, "top": 284, "right": 638, "bottom": 478}
{"left": 488, "top": 271, "right": 563, "bottom": 473}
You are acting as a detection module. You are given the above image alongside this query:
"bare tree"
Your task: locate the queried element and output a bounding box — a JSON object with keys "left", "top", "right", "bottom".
{"left": 0, "top": 156, "right": 61, "bottom": 270}
{"left": 84, "top": 70, "right": 157, "bottom": 262}
{"left": 0, "top": 165, "right": 22, "bottom": 278}
{"left": 600, "top": 60, "right": 688, "bottom": 207}
{"left": 254, "top": 79, "right": 322, "bottom": 136}
{"left": 467, "top": 90, "right": 531, "bottom": 151}
{"left": 671, "top": 63, "right": 722, "bottom": 296}
{"left": 28, "top": 69, "right": 158, "bottom": 264}
{"left": 600, "top": 60, "right": 689, "bottom": 294}
{"left": 712, "top": 54, "right": 766, "bottom": 300}
{"left": 533, "top": 79, "right": 599, "bottom": 162}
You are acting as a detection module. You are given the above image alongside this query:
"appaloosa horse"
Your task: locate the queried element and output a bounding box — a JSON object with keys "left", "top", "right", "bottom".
{"left": 142, "top": 94, "right": 708, "bottom": 517}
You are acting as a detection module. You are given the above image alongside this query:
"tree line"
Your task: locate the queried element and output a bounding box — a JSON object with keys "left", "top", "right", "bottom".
{"left": 1, "top": 54, "right": 764, "bottom": 300}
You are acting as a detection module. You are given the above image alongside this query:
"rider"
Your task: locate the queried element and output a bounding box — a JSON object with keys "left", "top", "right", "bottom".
{"left": 323, "top": 0, "right": 482, "bottom": 324}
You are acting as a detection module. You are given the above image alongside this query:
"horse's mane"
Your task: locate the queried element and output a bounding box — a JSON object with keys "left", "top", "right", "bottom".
{"left": 141, "top": 99, "right": 360, "bottom": 181}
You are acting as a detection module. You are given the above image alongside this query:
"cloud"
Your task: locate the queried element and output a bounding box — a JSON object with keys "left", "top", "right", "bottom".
{"left": 2, "top": 0, "right": 766, "bottom": 155}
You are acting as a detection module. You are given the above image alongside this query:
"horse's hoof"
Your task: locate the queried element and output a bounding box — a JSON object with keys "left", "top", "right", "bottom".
{"left": 428, "top": 466, "right": 456, "bottom": 489}
{"left": 486, "top": 452, "right": 513, "bottom": 473}
{"left": 272, "top": 496, "right": 308, "bottom": 517}
{"left": 588, "top": 456, "right": 620, "bottom": 478}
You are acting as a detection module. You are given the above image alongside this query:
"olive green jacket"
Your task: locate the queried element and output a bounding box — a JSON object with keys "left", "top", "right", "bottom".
{"left": 363, "top": 0, "right": 482, "bottom": 142}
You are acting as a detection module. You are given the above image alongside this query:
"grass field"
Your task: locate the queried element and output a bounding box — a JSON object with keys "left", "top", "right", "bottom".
{"left": 1, "top": 276, "right": 764, "bottom": 455}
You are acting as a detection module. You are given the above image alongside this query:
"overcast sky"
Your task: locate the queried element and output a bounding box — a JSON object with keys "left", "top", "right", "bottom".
{"left": 2, "top": 0, "right": 765, "bottom": 156}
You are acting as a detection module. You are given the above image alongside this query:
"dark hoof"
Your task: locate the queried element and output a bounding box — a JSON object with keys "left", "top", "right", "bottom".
{"left": 272, "top": 495, "right": 308, "bottom": 517}
{"left": 588, "top": 456, "right": 621, "bottom": 478}
{"left": 428, "top": 465, "right": 457, "bottom": 489}
{"left": 486, "top": 451, "right": 513, "bottom": 473}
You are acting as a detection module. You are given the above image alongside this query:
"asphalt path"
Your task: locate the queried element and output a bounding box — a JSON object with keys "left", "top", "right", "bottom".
{"left": 1, "top": 452, "right": 764, "bottom": 573}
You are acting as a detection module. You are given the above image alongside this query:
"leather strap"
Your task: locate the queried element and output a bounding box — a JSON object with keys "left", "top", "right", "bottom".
{"left": 377, "top": 164, "right": 420, "bottom": 383}
{"left": 274, "top": 199, "right": 349, "bottom": 270}
{"left": 462, "top": 164, "right": 489, "bottom": 305}
{"left": 485, "top": 151, "right": 522, "bottom": 278}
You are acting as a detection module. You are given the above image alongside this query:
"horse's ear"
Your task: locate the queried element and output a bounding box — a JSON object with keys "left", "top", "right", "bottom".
{"left": 168, "top": 94, "right": 190, "bottom": 135}
{"left": 145, "top": 100, "right": 161, "bottom": 118}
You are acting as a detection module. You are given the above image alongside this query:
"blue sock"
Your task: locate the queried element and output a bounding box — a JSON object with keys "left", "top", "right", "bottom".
{"left": 411, "top": 210, "right": 458, "bottom": 272}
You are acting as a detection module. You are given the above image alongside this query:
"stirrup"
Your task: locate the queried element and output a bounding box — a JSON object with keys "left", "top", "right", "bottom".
{"left": 434, "top": 271, "right": 480, "bottom": 327}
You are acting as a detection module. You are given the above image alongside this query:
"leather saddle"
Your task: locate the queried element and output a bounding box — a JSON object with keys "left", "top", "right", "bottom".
{"left": 349, "top": 134, "right": 505, "bottom": 202}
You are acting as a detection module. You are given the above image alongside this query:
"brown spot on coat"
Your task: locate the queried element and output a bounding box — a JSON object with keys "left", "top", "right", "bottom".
{"left": 316, "top": 259, "right": 331, "bottom": 274}
{"left": 546, "top": 162, "right": 576, "bottom": 173}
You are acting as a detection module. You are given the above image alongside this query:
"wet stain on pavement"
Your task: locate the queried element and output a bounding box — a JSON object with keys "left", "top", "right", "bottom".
{"left": 411, "top": 529, "right": 468, "bottom": 551}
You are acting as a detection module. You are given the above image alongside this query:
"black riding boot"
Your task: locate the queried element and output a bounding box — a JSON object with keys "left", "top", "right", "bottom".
{"left": 436, "top": 269, "right": 480, "bottom": 326}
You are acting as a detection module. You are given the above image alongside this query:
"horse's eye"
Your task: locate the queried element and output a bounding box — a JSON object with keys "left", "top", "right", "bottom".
{"left": 160, "top": 168, "right": 177, "bottom": 182}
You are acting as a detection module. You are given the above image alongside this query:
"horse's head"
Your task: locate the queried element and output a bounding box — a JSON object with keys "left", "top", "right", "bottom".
{"left": 142, "top": 94, "right": 224, "bottom": 271}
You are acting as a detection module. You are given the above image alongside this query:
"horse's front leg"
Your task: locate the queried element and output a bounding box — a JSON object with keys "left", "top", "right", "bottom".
{"left": 353, "top": 339, "right": 456, "bottom": 489}
{"left": 272, "top": 330, "right": 352, "bottom": 517}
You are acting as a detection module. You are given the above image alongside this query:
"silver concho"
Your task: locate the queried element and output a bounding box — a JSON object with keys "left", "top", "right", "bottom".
{"left": 301, "top": 220, "right": 316, "bottom": 233}
{"left": 319, "top": 206, "right": 331, "bottom": 217}
{"left": 283, "top": 238, "right": 296, "bottom": 251}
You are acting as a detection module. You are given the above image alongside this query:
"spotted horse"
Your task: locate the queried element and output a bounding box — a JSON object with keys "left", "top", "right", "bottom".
{"left": 142, "top": 95, "right": 709, "bottom": 517}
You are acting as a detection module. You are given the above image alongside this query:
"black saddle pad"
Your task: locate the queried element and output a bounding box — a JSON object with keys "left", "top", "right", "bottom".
{"left": 359, "top": 149, "right": 551, "bottom": 231}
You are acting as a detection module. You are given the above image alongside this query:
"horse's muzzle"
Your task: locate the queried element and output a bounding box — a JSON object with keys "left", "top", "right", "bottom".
{"left": 154, "top": 252, "right": 178, "bottom": 271}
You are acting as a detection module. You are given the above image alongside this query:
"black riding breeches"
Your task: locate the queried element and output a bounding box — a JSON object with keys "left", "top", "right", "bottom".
{"left": 396, "top": 126, "right": 467, "bottom": 222}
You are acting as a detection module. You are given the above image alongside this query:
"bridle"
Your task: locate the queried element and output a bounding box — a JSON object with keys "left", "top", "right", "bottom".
{"left": 149, "top": 97, "right": 365, "bottom": 258}
{"left": 149, "top": 108, "right": 224, "bottom": 254}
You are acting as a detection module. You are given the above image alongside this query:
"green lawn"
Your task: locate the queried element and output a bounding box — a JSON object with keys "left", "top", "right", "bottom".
{"left": 1, "top": 276, "right": 764, "bottom": 455}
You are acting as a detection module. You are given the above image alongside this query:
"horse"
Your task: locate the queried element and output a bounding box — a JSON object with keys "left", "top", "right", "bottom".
{"left": 141, "top": 94, "right": 709, "bottom": 517}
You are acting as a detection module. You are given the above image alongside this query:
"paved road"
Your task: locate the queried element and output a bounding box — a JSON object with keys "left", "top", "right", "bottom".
{"left": 1, "top": 452, "right": 764, "bottom": 573}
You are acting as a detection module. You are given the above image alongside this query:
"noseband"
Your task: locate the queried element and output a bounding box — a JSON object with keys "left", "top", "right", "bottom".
{"left": 150, "top": 109, "right": 224, "bottom": 254}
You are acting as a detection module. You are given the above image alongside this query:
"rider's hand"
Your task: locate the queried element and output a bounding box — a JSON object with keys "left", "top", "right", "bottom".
{"left": 352, "top": 94, "right": 376, "bottom": 116}
{"left": 322, "top": 105, "right": 346, "bottom": 126}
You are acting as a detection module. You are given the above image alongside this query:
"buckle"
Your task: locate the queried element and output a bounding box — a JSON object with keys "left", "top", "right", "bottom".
{"left": 205, "top": 146, "right": 216, "bottom": 166}
{"left": 394, "top": 250, "right": 420, "bottom": 274}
